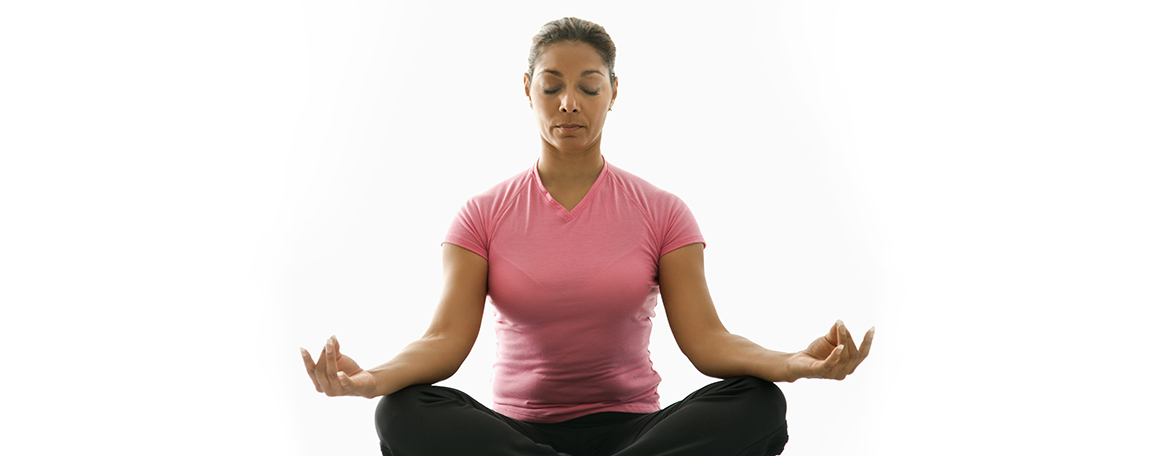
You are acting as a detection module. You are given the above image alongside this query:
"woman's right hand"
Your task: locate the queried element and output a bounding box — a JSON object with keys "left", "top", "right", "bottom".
{"left": 300, "top": 335, "right": 378, "bottom": 398}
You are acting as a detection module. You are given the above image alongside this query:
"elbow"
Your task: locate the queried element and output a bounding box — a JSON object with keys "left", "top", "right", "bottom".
{"left": 691, "top": 361, "right": 720, "bottom": 378}
{"left": 687, "top": 352, "right": 729, "bottom": 378}
{"left": 680, "top": 330, "right": 739, "bottom": 378}
{"left": 420, "top": 333, "right": 475, "bottom": 377}
{"left": 680, "top": 342, "right": 720, "bottom": 378}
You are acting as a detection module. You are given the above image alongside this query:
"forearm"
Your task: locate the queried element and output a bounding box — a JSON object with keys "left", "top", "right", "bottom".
{"left": 692, "top": 332, "right": 798, "bottom": 383}
{"left": 364, "top": 336, "right": 469, "bottom": 398}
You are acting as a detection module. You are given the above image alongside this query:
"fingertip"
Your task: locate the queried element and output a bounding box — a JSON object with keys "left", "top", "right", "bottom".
{"left": 827, "top": 344, "right": 844, "bottom": 361}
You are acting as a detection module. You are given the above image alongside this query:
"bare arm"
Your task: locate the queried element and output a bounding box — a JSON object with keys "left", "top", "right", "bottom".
{"left": 658, "top": 243, "right": 874, "bottom": 383}
{"left": 365, "top": 243, "right": 488, "bottom": 397}
{"left": 302, "top": 243, "right": 488, "bottom": 398}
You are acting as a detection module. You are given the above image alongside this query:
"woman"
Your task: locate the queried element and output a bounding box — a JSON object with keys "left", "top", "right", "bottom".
{"left": 300, "top": 17, "right": 874, "bottom": 456}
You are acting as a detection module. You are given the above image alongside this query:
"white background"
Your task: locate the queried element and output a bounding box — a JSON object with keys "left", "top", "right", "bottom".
{"left": 2, "top": 1, "right": 1167, "bottom": 455}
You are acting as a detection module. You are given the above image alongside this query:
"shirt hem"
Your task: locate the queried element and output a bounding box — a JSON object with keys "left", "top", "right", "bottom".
{"left": 441, "top": 236, "right": 488, "bottom": 260}
{"left": 496, "top": 402, "right": 662, "bottom": 424}
{"left": 660, "top": 237, "right": 707, "bottom": 257}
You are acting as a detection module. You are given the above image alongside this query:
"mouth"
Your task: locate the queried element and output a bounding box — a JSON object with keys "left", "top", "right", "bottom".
{"left": 557, "top": 124, "right": 583, "bottom": 132}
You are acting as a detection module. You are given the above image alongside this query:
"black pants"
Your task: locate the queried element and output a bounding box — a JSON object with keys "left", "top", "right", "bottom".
{"left": 375, "top": 376, "right": 788, "bottom": 456}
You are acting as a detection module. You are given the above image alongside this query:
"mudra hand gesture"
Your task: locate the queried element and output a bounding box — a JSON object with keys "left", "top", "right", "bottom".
{"left": 300, "top": 336, "right": 378, "bottom": 398}
{"left": 781, "top": 320, "right": 875, "bottom": 381}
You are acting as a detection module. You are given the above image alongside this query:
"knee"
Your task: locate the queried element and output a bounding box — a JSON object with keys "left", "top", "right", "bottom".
{"left": 374, "top": 384, "right": 436, "bottom": 437}
{"left": 738, "top": 378, "right": 789, "bottom": 451}
{"left": 729, "top": 376, "right": 788, "bottom": 422}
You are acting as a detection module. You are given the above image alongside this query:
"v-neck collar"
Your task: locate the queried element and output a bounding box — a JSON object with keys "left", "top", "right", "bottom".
{"left": 532, "top": 156, "right": 610, "bottom": 222}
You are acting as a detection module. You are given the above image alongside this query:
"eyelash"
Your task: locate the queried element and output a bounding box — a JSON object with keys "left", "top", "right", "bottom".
{"left": 544, "top": 88, "right": 600, "bottom": 96}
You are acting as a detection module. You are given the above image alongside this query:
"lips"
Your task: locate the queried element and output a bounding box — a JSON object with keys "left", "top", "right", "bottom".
{"left": 558, "top": 124, "right": 582, "bottom": 128}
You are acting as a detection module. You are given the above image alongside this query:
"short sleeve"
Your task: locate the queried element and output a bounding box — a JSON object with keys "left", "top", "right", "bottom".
{"left": 657, "top": 194, "right": 706, "bottom": 257}
{"left": 442, "top": 198, "right": 490, "bottom": 260}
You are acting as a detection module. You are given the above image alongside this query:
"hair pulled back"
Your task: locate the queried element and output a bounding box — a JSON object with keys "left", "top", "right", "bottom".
{"left": 526, "top": 17, "right": 617, "bottom": 90}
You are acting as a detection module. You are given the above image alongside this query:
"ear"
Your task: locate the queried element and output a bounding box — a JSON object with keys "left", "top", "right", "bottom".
{"left": 523, "top": 73, "right": 532, "bottom": 106}
{"left": 610, "top": 76, "right": 618, "bottom": 110}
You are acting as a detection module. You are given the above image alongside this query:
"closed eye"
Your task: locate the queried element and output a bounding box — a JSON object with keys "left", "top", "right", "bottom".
{"left": 543, "top": 88, "right": 600, "bottom": 96}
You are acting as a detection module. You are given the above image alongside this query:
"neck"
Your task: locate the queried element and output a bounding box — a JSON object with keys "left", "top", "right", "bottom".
{"left": 537, "top": 148, "right": 605, "bottom": 190}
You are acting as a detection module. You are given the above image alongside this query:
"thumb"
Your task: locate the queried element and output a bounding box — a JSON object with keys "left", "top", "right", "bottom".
{"left": 338, "top": 371, "right": 353, "bottom": 390}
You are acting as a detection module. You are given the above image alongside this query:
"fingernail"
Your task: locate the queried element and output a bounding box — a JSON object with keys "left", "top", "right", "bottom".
{"left": 325, "top": 340, "right": 333, "bottom": 353}
{"left": 836, "top": 319, "right": 844, "bottom": 328}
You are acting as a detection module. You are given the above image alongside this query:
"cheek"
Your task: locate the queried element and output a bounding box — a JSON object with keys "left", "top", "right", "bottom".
{"left": 535, "top": 98, "right": 556, "bottom": 113}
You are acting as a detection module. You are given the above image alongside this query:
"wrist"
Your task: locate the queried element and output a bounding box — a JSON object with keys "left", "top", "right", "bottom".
{"left": 759, "top": 350, "right": 800, "bottom": 383}
{"left": 367, "top": 365, "right": 405, "bottom": 398}
{"left": 361, "top": 374, "right": 381, "bottom": 399}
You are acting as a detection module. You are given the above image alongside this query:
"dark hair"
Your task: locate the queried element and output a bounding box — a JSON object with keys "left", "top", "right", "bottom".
{"left": 526, "top": 17, "right": 617, "bottom": 90}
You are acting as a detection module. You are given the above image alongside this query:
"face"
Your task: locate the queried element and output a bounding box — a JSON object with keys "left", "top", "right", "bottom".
{"left": 524, "top": 41, "right": 618, "bottom": 155}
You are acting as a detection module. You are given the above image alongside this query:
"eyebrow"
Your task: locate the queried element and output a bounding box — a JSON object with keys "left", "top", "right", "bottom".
{"left": 540, "top": 69, "right": 604, "bottom": 78}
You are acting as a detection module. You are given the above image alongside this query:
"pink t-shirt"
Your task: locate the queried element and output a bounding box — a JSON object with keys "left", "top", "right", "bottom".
{"left": 442, "top": 156, "right": 706, "bottom": 423}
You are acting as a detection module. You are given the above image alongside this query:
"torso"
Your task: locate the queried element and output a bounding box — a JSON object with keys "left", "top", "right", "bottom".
{"left": 544, "top": 185, "right": 591, "bottom": 212}
{"left": 441, "top": 157, "right": 708, "bottom": 423}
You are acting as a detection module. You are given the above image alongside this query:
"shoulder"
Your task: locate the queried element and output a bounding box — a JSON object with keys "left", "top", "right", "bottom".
{"left": 459, "top": 165, "right": 532, "bottom": 216}
{"left": 607, "top": 161, "right": 689, "bottom": 211}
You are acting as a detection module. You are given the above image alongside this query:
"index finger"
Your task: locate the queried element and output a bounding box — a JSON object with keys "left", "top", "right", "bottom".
{"left": 838, "top": 320, "right": 858, "bottom": 356}
{"left": 324, "top": 336, "right": 340, "bottom": 389}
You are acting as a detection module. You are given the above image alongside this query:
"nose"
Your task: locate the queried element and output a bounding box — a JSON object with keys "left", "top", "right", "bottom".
{"left": 559, "top": 92, "right": 580, "bottom": 113}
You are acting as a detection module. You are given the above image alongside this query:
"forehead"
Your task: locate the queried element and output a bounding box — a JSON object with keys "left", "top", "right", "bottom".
{"left": 534, "top": 41, "right": 607, "bottom": 77}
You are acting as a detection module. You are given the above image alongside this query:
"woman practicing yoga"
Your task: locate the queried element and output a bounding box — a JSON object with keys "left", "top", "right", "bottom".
{"left": 301, "top": 16, "right": 875, "bottom": 456}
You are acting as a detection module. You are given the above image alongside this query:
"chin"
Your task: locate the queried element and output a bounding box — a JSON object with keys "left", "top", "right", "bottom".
{"left": 556, "top": 139, "right": 592, "bottom": 150}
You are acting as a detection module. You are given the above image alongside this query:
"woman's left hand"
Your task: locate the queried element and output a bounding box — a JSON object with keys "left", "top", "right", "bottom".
{"left": 782, "top": 320, "right": 874, "bottom": 381}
